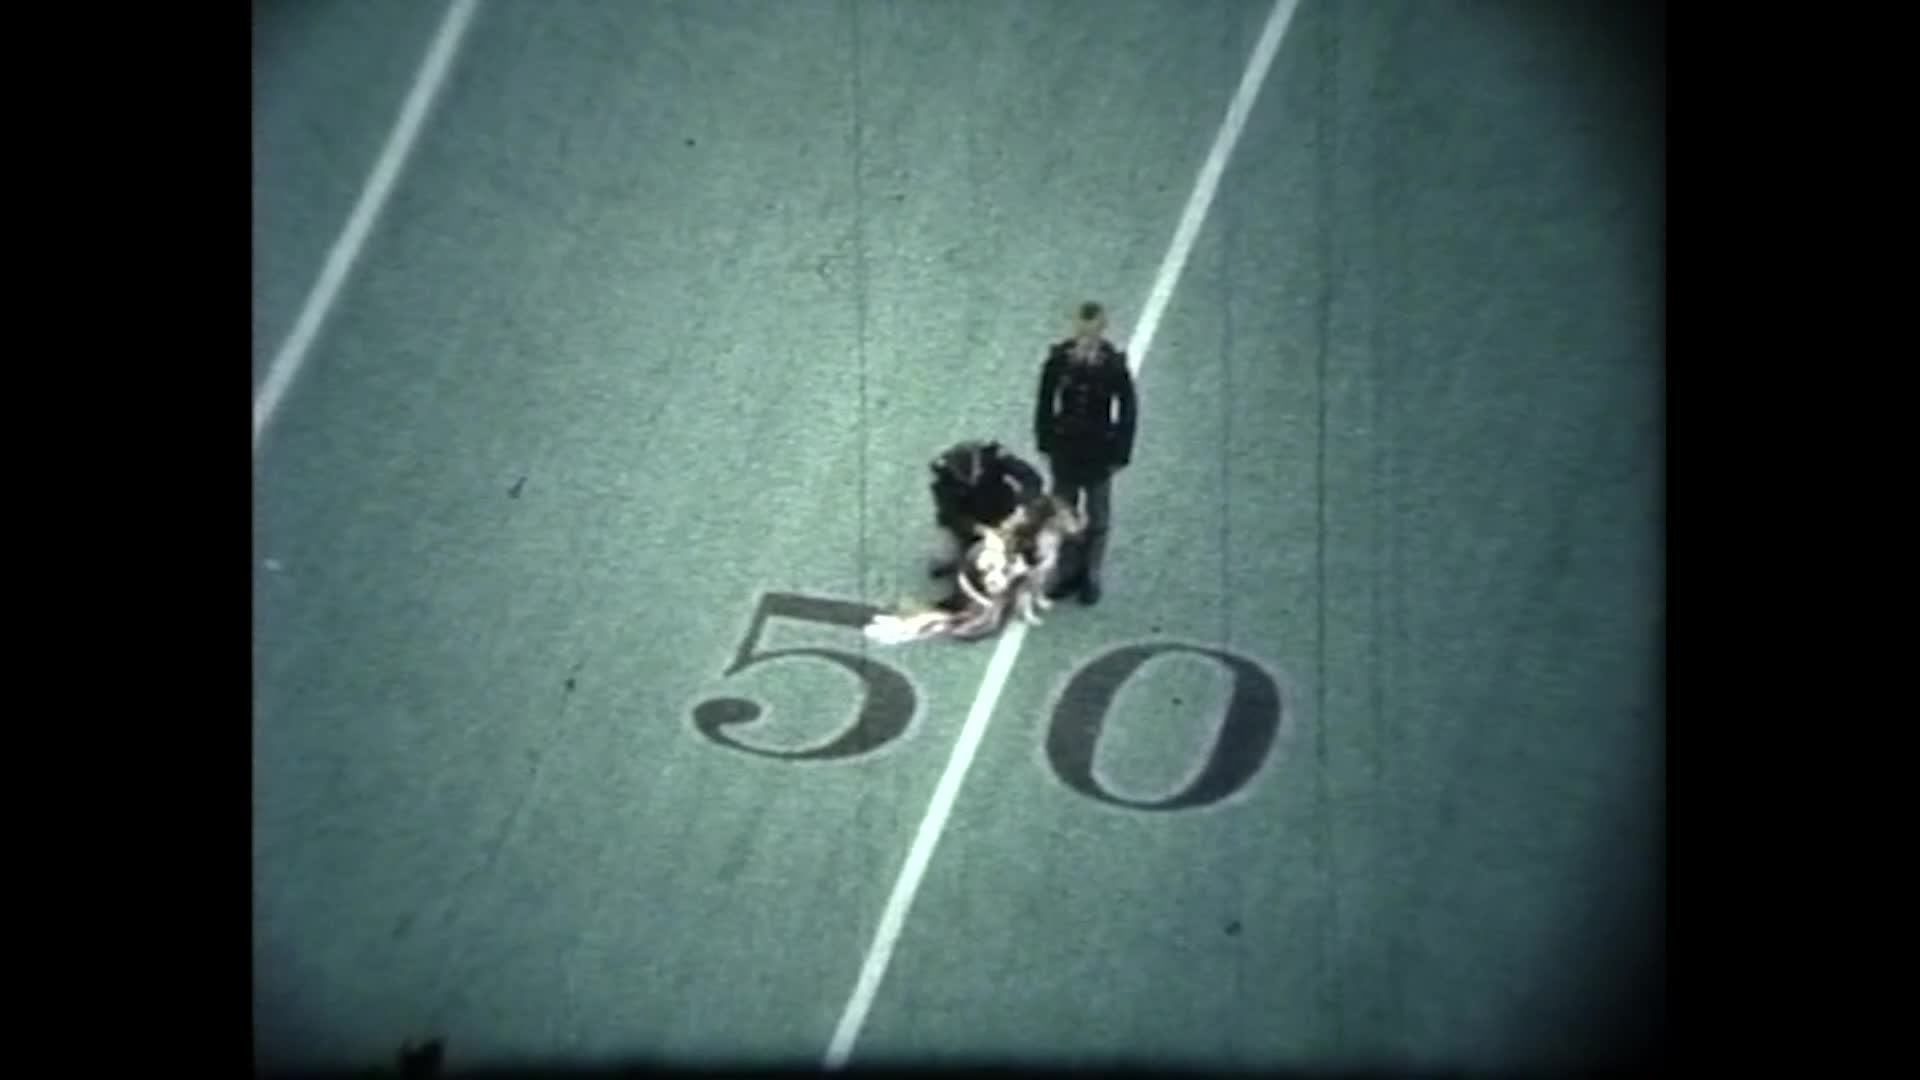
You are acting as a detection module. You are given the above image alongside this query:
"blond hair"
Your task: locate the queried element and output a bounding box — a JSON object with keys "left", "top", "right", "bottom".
{"left": 1070, "top": 301, "right": 1106, "bottom": 363}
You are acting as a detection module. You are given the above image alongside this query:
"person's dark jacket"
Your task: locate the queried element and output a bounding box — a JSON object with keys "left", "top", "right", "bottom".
{"left": 928, "top": 440, "right": 1044, "bottom": 534}
{"left": 1034, "top": 340, "right": 1137, "bottom": 472}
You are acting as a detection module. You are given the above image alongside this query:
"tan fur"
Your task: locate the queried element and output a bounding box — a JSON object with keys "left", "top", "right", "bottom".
{"left": 864, "top": 491, "right": 1088, "bottom": 645}
{"left": 992, "top": 493, "right": 1087, "bottom": 627}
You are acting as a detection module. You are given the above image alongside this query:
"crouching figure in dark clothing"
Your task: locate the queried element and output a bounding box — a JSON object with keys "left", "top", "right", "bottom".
{"left": 925, "top": 439, "right": 1045, "bottom": 580}
{"left": 858, "top": 440, "right": 1054, "bottom": 646}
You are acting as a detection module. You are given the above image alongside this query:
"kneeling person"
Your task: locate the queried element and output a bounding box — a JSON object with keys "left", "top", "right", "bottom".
{"left": 926, "top": 439, "right": 1044, "bottom": 578}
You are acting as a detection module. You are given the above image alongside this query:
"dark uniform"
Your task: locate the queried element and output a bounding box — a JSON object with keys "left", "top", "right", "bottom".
{"left": 927, "top": 439, "right": 1045, "bottom": 578}
{"left": 1034, "top": 302, "right": 1137, "bottom": 604}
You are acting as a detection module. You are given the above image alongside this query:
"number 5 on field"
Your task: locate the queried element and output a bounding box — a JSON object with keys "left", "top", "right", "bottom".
{"left": 690, "top": 592, "right": 918, "bottom": 760}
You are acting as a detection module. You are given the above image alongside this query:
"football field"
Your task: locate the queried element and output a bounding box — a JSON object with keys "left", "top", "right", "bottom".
{"left": 251, "top": 0, "right": 1663, "bottom": 1073}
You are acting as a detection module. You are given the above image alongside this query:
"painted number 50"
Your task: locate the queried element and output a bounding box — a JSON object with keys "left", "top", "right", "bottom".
{"left": 689, "top": 591, "right": 1285, "bottom": 812}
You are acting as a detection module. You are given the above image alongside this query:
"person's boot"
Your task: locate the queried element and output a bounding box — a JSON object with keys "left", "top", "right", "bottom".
{"left": 1048, "top": 535, "right": 1090, "bottom": 600}
{"left": 1078, "top": 527, "right": 1108, "bottom": 604}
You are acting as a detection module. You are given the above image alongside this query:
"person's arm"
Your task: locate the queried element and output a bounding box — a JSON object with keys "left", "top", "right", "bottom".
{"left": 1034, "top": 349, "right": 1063, "bottom": 455}
{"left": 1002, "top": 452, "right": 1045, "bottom": 500}
{"left": 1110, "top": 356, "right": 1137, "bottom": 467}
{"left": 930, "top": 474, "right": 969, "bottom": 531}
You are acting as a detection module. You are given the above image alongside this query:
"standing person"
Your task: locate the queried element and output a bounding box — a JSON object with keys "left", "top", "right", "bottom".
{"left": 1033, "top": 301, "right": 1137, "bottom": 605}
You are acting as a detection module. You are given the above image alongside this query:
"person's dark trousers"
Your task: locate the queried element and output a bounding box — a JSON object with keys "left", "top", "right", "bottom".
{"left": 1047, "top": 459, "right": 1113, "bottom": 604}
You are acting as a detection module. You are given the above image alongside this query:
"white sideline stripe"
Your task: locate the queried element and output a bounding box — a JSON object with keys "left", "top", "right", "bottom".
{"left": 252, "top": 0, "right": 480, "bottom": 457}
{"left": 820, "top": 0, "right": 1301, "bottom": 1068}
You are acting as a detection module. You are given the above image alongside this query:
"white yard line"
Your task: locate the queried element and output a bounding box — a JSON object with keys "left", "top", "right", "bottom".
{"left": 821, "top": 0, "right": 1303, "bottom": 1068}
{"left": 253, "top": 0, "right": 480, "bottom": 458}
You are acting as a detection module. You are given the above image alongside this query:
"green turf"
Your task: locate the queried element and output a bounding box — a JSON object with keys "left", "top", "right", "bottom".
{"left": 251, "top": 0, "right": 453, "bottom": 390}
{"left": 253, "top": 0, "right": 1661, "bottom": 1072}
